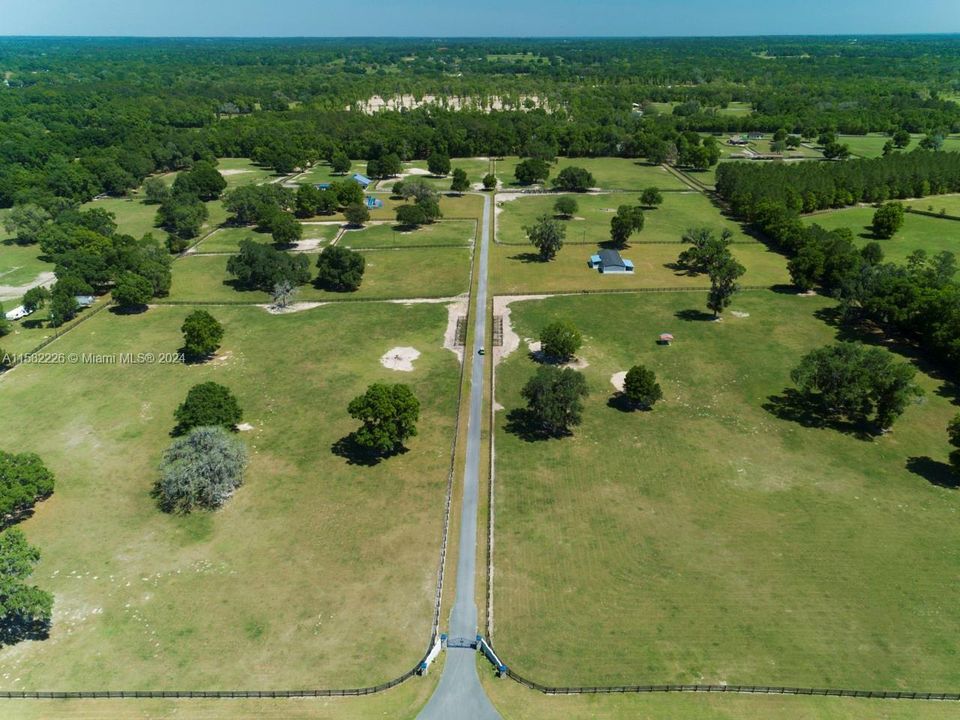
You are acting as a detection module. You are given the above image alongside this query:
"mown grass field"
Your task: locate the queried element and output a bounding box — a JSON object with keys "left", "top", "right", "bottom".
{"left": 339, "top": 220, "right": 476, "bottom": 249}
{"left": 216, "top": 157, "right": 280, "bottom": 189}
{"left": 492, "top": 290, "right": 960, "bottom": 688}
{"left": 805, "top": 206, "right": 960, "bottom": 268}
{"left": 0, "top": 302, "right": 461, "bottom": 690}
{"left": 0, "top": 242, "right": 52, "bottom": 290}
{"left": 496, "top": 192, "right": 753, "bottom": 246}
{"left": 167, "top": 247, "right": 472, "bottom": 303}
{"left": 79, "top": 197, "right": 227, "bottom": 243}
{"left": 492, "top": 157, "right": 688, "bottom": 191}
{"left": 906, "top": 193, "right": 960, "bottom": 218}
{"left": 195, "top": 224, "right": 341, "bottom": 254}
{"left": 380, "top": 158, "right": 493, "bottom": 190}
{"left": 296, "top": 161, "right": 367, "bottom": 187}
{"left": 839, "top": 134, "right": 960, "bottom": 159}
{"left": 482, "top": 673, "right": 960, "bottom": 720}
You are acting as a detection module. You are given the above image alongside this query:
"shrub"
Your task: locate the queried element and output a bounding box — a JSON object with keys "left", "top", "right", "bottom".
{"left": 540, "top": 319, "right": 582, "bottom": 360}
{"left": 174, "top": 382, "right": 243, "bottom": 434}
{"left": 181, "top": 310, "right": 224, "bottom": 360}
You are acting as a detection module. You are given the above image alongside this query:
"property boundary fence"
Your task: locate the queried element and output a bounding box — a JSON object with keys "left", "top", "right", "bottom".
{"left": 905, "top": 207, "right": 960, "bottom": 222}
{"left": 499, "top": 667, "right": 960, "bottom": 701}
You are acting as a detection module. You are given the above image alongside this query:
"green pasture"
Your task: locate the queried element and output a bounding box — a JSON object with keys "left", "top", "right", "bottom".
{"left": 195, "top": 224, "right": 340, "bottom": 254}
{"left": 339, "top": 220, "right": 476, "bottom": 249}
{"left": 492, "top": 157, "right": 687, "bottom": 191}
{"left": 0, "top": 302, "right": 460, "bottom": 690}
{"left": 492, "top": 290, "right": 960, "bottom": 688}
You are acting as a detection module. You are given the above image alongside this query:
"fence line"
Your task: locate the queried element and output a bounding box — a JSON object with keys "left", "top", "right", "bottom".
{"left": 491, "top": 285, "right": 777, "bottom": 300}
{"left": 905, "top": 207, "right": 960, "bottom": 222}
{"left": 501, "top": 667, "right": 960, "bottom": 701}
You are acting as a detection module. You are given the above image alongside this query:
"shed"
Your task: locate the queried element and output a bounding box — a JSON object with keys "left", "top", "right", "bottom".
{"left": 75, "top": 295, "right": 95, "bottom": 308}
{"left": 589, "top": 249, "right": 634, "bottom": 274}
{"left": 4, "top": 305, "right": 30, "bottom": 321}
{"left": 313, "top": 183, "right": 332, "bottom": 190}
{"left": 352, "top": 173, "right": 372, "bottom": 188}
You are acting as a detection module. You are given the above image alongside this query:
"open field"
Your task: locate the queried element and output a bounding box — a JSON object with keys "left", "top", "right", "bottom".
{"left": 167, "top": 247, "right": 472, "bottom": 303}
{"left": 0, "top": 242, "right": 52, "bottom": 290}
{"left": 838, "top": 134, "right": 960, "bottom": 159}
{"left": 79, "top": 197, "right": 227, "bottom": 243}
{"left": 491, "top": 239, "right": 788, "bottom": 294}
{"left": 194, "top": 224, "right": 341, "bottom": 254}
{"left": 805, "top": 206, "right": 960, "bottom": 268}
{"left": 718, "top": 101, "right": 753, "bottom": 117}
{"left": 496, "top": 192, "right": 753, "bottom": 246}
{"left": 492, "top": 290, "right": 960, "bottom": 688}
{"left": 482, "top": 673, "right": 960, "bottom": 720}
{"left": 296, "top": 161, "right": 367, "bottom": 187}
{"left": 216, "top": 157, "right": 280, "bottom": 189}
{"left": 491, "top": 157, "right": 688, "bottom": 191}
{"left": 907, "top": 193, "right": 960, "bottom": 218}
{"left": 378, "top": 159, "right": 494, "bottom": 191}
{"left": 340, "top": 220, "right": 476, "bottom": 249}
{"left": 0, "top": 302, "right": 461, "bottom": 690}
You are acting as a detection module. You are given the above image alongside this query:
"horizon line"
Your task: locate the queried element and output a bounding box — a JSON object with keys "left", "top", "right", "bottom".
{"left": 0, "top": 32, "right": 958, "bottom": 40}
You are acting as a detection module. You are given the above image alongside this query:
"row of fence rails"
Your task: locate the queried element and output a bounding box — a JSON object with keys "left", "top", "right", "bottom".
{"left": 502, "top": 668, "right": 960, "bottom": 701}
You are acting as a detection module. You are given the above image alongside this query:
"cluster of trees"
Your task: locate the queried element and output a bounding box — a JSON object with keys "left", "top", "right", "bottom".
{"left": 790, "top": 342, "right": 922, "bottom": 432}
{"left": 0, "top": 451, "right": 56, "bottom": 643}
{"left": 153, "top": 161, "right": 227, "bottom": 250}
{"left": 6, "top": 203, "right": 172, "bottom": 322}
{"left": 720, "top": 159, "right": 960, "bottom": 374}
{"left": 226, "top": 238, "right": 367, "bottom": 295}
{"left": 676, "top": 132, "right": 721, "bottom": 170}
{"left": 609, "top": 205, "right": 645, "bottom": 247}
{"left": 157, "top": 426, "right": 248, "bottom": 513}
{"left": 676, "top": 227, "right": 745, "bottom": 317}
{"left": 393, "top": 178, "right": 443, "bottom": 227}
{"left": 717, "top": 151, "right": 960, "bottom": 218}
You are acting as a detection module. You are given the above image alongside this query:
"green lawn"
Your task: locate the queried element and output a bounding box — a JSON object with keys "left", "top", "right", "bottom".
{"left": 491, "top": 241, "right": 789, "bottom": 295}
{"left": 492, "top": 157, "right": 688, "bottom": 191}
{"left": 216, "top": 157, "right": 281, "bottom": 189}
{"left": 79, "top": 197, "right": 226, "bottom": 243}
{"left": 168, "top": 247, "right": 471, "bottom": 303}
{"left": 492, "top": 290, "right": 960, "bottom": 688}
{"left": 340, "top": 220, "right": 476, "bottom": 249}
{"left": 717, "top": 101, "right": 753, "bottom": 117}
{"left": 195, "top": 224, "right": 341, "bottom": 254}
{"left": 907, "top": 193, "right": 960, "bottom": 218}
{"left": 496, "top": 192, "right": 754, "bottom": 247}
{"left": 0, "top": 242, "right": 53, "bottom": 290}
{"left": 296, "top": 161, "right": 367, "bottom": 187}
{"left": 805, "top": 206, "right": 960, "bottom": 268}
{"left": 0, "top": 302, "right": 460, "bottom": 690}
{"left": 378, "top": 159, "right": 493, "bottom": 191}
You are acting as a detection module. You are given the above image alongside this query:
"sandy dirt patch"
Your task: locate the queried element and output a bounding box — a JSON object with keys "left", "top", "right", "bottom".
{"left": 405, "top": 168, "right": 432, "bottom": 176}
{"left": 526, "top": 338, "right": 589, "bottom": 369}
{"left": 381, "top": 347, "right": 421, "bottom": 372}
{"left": 492, "top": 295, "right": 550, "bottom": 366}
{"left": 0, "top": 271, "right": 56, "bottom": 301}
{"left": 219, "top": 169, "right": 252, "bottom": 176}
{"left": 443, "top": 297, "right": 469, "bottom": 363}
{"left": 610, "top": 371, "right": 627, "bottom": 392}
{"left": 237, "top": 423, "right": 255, "bottom": 432}
{"left": 292, "top": 239, "right": 325, "bottom": 252}
{"left": 259, "top": 302, "right": 326, "bottom": 315}
{"left": 730, "top": 311, "right": 751, "bottom": 318}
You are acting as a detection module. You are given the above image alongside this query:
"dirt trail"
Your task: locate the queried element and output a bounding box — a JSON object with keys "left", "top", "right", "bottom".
{"left": 0, "top": 271, "right": 56, "bottom": 301}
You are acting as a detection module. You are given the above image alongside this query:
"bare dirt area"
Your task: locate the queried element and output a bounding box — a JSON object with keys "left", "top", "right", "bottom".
{"left": 380, "top": 346, "right": 421, "bottom": 372}
{"left": 442, "top": 297, "right": 469, "bottom": 362}
{"left": 259, "top": 302, "right": 327, "bottom": 315}
{"left": 492, "top": 295, "right": 550, "bottom": 366}
{"left": 0, "top": 271, "right": 56, "bottom": 301}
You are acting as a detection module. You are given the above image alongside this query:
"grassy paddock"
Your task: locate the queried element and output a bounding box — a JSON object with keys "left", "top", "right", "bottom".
{"left": 0, "top": 302, "right": 461, "bottom": 690}
{"left": 296, "top": 161, "right": 367, "bottom": 187}
{"left": 805, "top": 206, "right": 960, "bottom": 269}
{"left": 195, "top": 224, "right": 340, "bottom": 254}
{"left": 340, "top": 220, "right": 476, "bottom": 249}
{"left": 493, "top": 290, "right": 960, "bottom": 688}
{"left": 492, "top": 157, "right": 688, "bottom": 191}
{"left": 491, "top": 241, "right": 788, "bottom": 295}
{"left": 0, "top": 242, "right": 52, "bottom": 289}
{"left": 216, "top": 157, "right": 280, "bottom": 189}
{"left": 168, "top": 247, "right": 471, "bottom": 303}
{"left": 906, "top": 193, "right": 960, "bottom": 218}
{"left": 496, "top": 192, "right": 754, "bottom": 246}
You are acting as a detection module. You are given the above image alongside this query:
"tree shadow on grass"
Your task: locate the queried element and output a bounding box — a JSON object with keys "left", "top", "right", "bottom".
{"left": 0, "top": 617, "right": 50, "bottom": 647}
{"left": 331, "top": 433, "right": 408, "bottom": 467}
{"left": 108, "top": 304, "right": 148, "bottom": 316}
{"left": 906, "top": 456, "right": 958, "bottom": 489}
{"left": 504, "top": 408, "right": 571, "bottom": 442}
{"left": 763, "top": 388, "right": 876, "bottom": 441}
{"left": 675, "top": 308, "right": 714, "bottom": 322}
{"left": 606, "top": 394, "right": 654, "bottom": 413}
{"left": 507, "top": 252, "right": 546, "bottom": 264}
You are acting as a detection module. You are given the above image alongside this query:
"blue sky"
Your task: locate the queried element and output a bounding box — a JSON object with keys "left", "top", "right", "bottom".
{"left": 1, "top": 0, "right": 958, "bottom": 37}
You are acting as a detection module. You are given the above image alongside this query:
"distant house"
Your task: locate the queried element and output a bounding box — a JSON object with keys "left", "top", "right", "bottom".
{"left": 748, "top": 132, "right": 765, "bottom": 140}
{"left": 589, "top": 249, "right": 634, "bottom": 274}
{"left": 313, "top": 182, "right": 332, "bottom": 190}
{"left": 728, "top": 135, "right": 750, "bottom": 146}
{"left": 352, "top": 173, "right": 372, "bottom": 188}
{"left": 75, "top": 295, "right": 95, "bottom": 308}
{"left": 4, "top": 305, "right": 30, "bottom": 321}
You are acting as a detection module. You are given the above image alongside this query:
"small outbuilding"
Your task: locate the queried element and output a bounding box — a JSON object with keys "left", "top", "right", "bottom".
{"left": 75, "top": 295, "right": 95, "bottom": 308}
{"left": 352, "top": 173, "right": 373, "bottom": 188}
{"left": 589, "top": 249, "right": 634, "bottom": 274}
{"left": 365, "top": 196, "right": 384, "bottom": 209}
{"left": 659, "top": 333, "right": 674, "bottom": 345}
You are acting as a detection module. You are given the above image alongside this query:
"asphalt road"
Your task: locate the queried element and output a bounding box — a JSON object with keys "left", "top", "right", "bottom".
{"left": 417, "top": 193, "right": 502, "bottom": 720}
